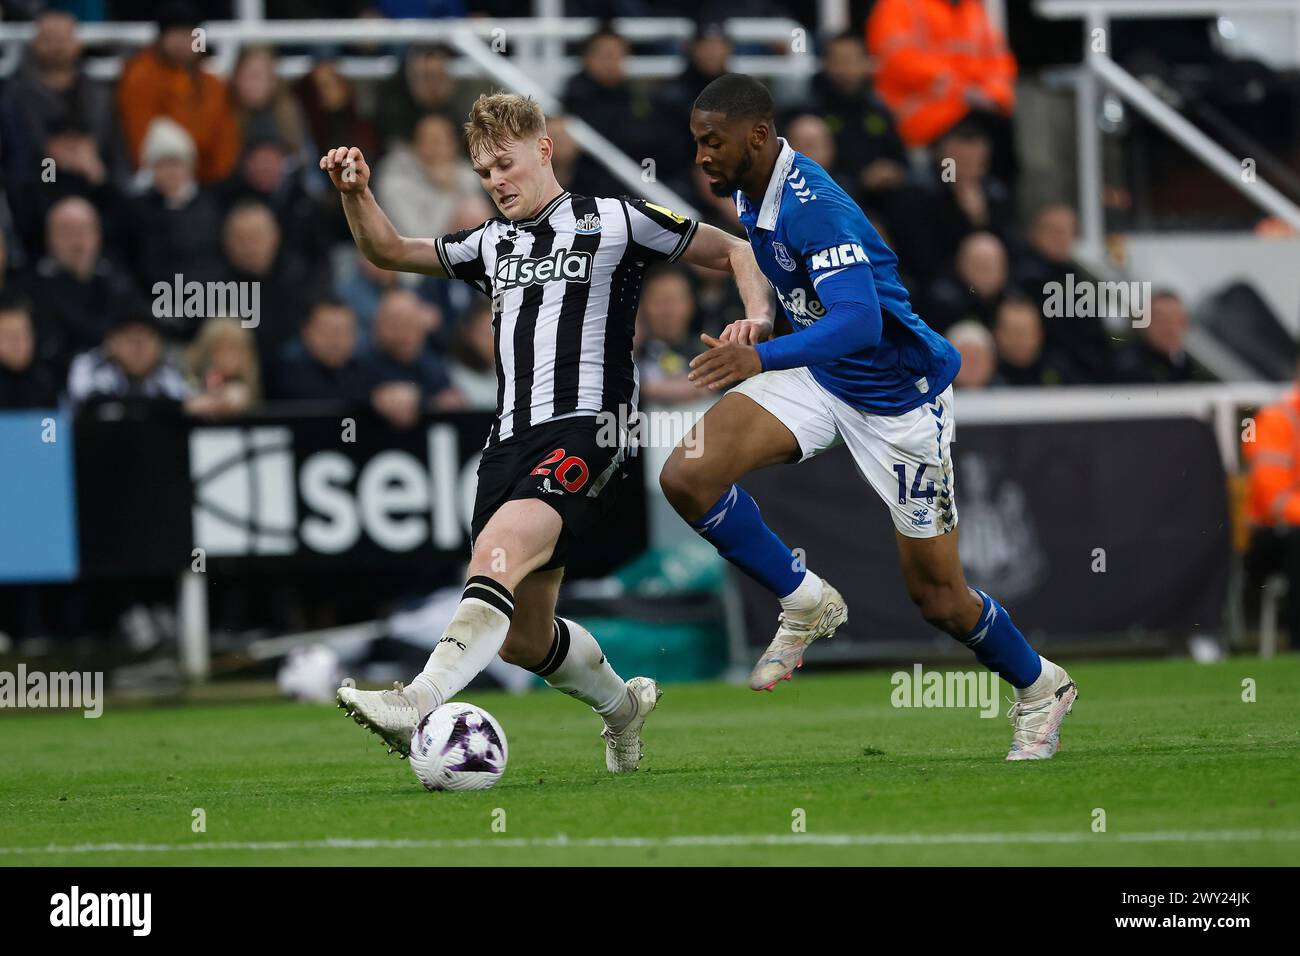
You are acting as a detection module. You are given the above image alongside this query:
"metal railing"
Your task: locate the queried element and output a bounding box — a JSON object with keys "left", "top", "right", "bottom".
{"left": 952, "top": 381, "right": 1287, "bottom": 469}
{"left": 1036, "top": 0, "right": 1300, "bottom": 257}
{"left": 0, "top": 17, "right": 816, "bottom": 83}
{"left": 0, "top": 15, "right": 816, "bottom": 221}
{"left": 1036, "top": 0, "right": 1300, "bottom": 15}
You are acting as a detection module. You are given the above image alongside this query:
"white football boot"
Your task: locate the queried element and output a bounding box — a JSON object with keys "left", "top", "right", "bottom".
{"left": 600, "top": 676, "right": 662, "bottom": 773}
{"left": 337, "top": 680, "right": 421, "bottom": 758}
{"left": 1005, "top": 659, "right": 1078, "bottom": 761}
{"left": 749, "top": 582, "right": 848, "bottom": 691}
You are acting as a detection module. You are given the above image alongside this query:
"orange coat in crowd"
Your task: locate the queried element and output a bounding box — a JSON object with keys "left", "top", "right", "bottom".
{"left": 866, "top": 0, "right": 1017, "bottom": 147}
{"left": 116, "top": 46, "right": 239, "bottom": 184}
{"left": 1243, "top": 388, "right": 1300, "bottom": 527}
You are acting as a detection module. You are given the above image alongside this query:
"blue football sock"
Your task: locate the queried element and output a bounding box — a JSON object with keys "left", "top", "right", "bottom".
{"left": 960, "top": 589, "right": 1042, "bottom": 688}
{"left": 690, "top": 485, "right": 805, "bottom": 598}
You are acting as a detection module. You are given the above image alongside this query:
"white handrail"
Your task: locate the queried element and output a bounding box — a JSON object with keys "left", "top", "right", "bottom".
{"left": 0, "top": 16, "right": 807, "bottom": 45}
{"left": 2, "top": 17, "right": 716, "bottom": 218}
{"left": 1088, "top": 53, "right": 1300, "bottom": 233}
{"left": 0, "top": 17, "right": 817, "bottom": 83}
{"left": 1034, "top": 0, "right": 1300, "bottom": 257}
{"left": 1038, "top": 0, "right": 1300, "bottom": 16}
{"left": 72, "top": 52, "right": 802, "bottom": 84}
{"left": 953, "top": 381, "right": 1288, "bottom": 468}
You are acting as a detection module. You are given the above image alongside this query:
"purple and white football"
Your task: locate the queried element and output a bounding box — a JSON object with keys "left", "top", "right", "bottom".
{"left": 409, "top": 702, "right": 508, "bottom": 791}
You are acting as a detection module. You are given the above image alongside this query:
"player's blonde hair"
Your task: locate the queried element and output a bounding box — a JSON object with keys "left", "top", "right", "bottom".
{"left": 463, "top": 93, "right": 548, "bottom": 158}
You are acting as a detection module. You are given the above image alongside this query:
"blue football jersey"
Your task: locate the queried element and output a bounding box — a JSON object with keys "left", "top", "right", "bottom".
{"left": 737, "top": 138, "right": 960, "bottom": 415}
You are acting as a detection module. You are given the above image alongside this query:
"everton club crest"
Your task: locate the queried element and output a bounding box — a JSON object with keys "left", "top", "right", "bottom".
{"left": 772, "top": 241, "right": 796, "bottom": 272}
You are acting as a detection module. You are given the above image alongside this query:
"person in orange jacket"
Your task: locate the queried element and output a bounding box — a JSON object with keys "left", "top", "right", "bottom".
{"left": 116, "top": 2, "right": 239, "bottom": 185}
{"left": 866, "top": 0, "right": 1017, "bottom": 149}
{"left": 1243, "top": 377, "right": 1300, "bottom": 646}
{"left": 1244, "top": 384, "right": 1300, "bottom": 526}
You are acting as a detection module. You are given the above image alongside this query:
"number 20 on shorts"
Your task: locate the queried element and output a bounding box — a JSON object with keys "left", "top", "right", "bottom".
{"left": 531, "top": 448, "right": 591, "bottom": 492}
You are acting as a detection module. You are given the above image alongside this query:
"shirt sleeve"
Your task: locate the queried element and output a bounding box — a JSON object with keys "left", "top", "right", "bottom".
{"left": 622, "top": 198, "right": 699, "bottom": 262}
{"left": 435, "top": 222, "right": 492, "bottom": 294}
{"left": 755, "top": 267, "right": 883, "bottom": 371}
{"left": 755, "top": 198, "right": 884, "bottom": 370}
{"left": 785, "top": 193, "right": 875, "bottom": 290}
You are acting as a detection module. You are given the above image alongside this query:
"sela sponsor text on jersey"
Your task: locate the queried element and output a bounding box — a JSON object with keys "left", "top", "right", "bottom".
{"left": 434, "top": 192, "right": 697, "bottom": 444}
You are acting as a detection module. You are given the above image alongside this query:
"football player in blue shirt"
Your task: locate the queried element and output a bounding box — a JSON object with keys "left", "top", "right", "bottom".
{"left": 660, "top": 74, "right": 1076, "bottom": 760}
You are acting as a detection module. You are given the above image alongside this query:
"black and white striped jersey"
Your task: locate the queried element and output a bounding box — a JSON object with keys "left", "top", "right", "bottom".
{"left": 434, "top": 191, "right": 698, "bottom": 446}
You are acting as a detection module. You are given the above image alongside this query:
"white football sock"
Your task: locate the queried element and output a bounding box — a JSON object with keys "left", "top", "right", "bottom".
{"left": 1014, "top": 655, "right": 1056, "bottom": 701}
{"left": 531, "top": 617, "right": 634, "bottom": 729}
{"left": 409, "top": 576, "right": 514, "bottom": 717}
{"left": 779, "top": 569, "right": 825, "bottom": 615}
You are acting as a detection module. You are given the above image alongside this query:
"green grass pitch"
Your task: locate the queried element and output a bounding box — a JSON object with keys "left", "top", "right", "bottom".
{"left": 1, "top": 656, "right": 1297, "bottom": 866}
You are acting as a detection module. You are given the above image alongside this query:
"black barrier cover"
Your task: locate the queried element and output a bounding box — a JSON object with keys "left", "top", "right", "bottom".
{"left": 74, "top": 403, "right": 192, "bottom": 579}
{"left": 76, "top": 407, "right": 646, "bottom": 581}
{"left": 737, "top": 417, "right": 1231, "bottom": 650}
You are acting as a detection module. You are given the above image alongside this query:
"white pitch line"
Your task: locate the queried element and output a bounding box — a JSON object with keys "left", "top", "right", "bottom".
{"left": 1, "top": 830, "right": 1298, "bottom": 856}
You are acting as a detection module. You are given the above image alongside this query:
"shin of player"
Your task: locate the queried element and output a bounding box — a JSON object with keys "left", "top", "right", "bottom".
{"left": 408, "top": 512, "right": 634, "bottom": 731}
{"left": 660, "top": 393, "right": 849, "bottom": 692}
{"left": 917, "top": 563, "right": 1077, "bottom": 761}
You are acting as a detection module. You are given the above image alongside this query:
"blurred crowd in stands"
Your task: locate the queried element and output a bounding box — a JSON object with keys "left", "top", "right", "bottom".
{"left": 0, "top": 1, "right": 1213, "bottom": 427}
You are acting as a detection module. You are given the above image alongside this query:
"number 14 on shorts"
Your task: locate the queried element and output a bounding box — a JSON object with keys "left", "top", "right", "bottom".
{"left": 892, "top": 463, "right": 936, "bottom": 506}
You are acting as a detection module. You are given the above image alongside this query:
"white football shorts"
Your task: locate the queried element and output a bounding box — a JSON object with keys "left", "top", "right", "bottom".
{"left": 732, "top": 366, "right": 957, "bottom": 537}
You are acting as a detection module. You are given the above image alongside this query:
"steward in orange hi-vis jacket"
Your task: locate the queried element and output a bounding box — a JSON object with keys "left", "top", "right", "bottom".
{"left": 1243, "top": 387, "right": 1300, "bottom": 527}
{"left": 866, "top": 0, "right": 1017, "bottom": 148}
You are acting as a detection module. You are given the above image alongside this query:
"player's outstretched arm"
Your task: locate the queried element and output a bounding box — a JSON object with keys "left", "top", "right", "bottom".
{"left": 689, "top": 265, "right": 887, "bottom": 391}
{"left": 755, "top": 268, "right": 883, "bottom": 371}
{"left": 680, "top": 223, "right": 774, "bottom": 345}
{"left": 320, "top": 146, "right": 447, "bottom": 277}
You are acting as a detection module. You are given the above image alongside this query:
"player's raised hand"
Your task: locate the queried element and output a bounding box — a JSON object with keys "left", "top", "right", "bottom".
{"left": 719, "top": 318, "right": 774, "bottom": 346}
{"left": 320, "top": 146, "right": 371, "bottom": 194}
{"left": 688, "top": 333, "right": 763, "bottom": 391}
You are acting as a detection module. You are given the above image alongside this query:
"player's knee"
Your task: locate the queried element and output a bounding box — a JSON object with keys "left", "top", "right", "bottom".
{"left": 468, "top": 540, "right": 534, "bottom": 588}
{"left": 659, "top": 455, "right": 708, "bottom": 516}
{"left": 468, "top": 534, "right": 509, "bottom": 577}
{"left": 470, "top": 523, "right": 557, "bottom": 585}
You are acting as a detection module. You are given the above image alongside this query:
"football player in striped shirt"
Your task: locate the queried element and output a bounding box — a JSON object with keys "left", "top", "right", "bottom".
{"left": 659, "top": 74, "right": 1076, "bottom": 760}
{"left": 325, "top": 93, "right": 775, "bottom": 772}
